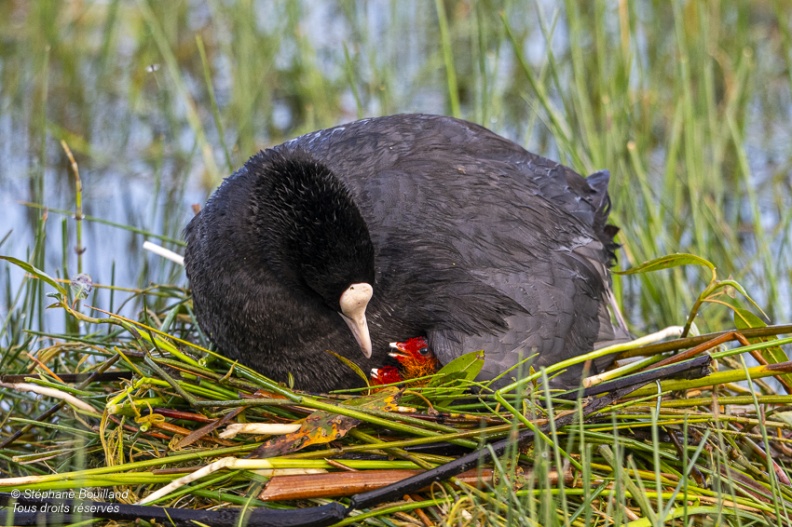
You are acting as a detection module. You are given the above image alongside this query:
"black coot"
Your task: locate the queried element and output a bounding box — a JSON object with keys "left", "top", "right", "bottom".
{"left": 184, "top": 114, "right": 629, "bottom": 391}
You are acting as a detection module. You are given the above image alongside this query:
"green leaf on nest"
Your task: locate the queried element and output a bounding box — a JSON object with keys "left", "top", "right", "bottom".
{"left": 326, "top": 350, "right": 370, "bottom": 385}
{"left": 429, "top": 349, "right": 484, "bottom": 386}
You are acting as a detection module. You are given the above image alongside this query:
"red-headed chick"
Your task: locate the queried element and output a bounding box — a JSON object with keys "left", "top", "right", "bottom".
{"left": 370, "top": 336, "right": 438, "bottom": 385}
{"left": 370, "top": 365, "right": 403, "bottom": 385}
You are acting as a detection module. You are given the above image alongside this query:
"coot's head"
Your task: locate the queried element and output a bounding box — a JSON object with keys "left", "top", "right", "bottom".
{"left": 251, "top": 149, "right": 376, "bottom": 356}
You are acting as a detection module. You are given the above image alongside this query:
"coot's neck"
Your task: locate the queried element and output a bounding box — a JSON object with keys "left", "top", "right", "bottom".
{"left": 248, "top": 148, "right": 376, "bottom": 309}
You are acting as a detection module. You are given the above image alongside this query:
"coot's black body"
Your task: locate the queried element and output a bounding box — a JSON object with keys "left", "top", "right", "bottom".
{"left": 185, "top": 114, "right": 628, "bottom": 391}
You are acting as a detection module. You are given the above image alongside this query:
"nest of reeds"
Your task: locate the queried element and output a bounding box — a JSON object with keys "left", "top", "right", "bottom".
{"left": 1, "top": 254, "right": 792, "bottom": 526}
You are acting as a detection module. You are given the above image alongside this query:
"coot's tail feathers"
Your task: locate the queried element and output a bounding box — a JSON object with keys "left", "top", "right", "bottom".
{"left": 584, "top": 170, "right": 611, "bottom": 211}
{"left": 586, "top": 169, "right": 621, "bottom": 266}
{"left": 585, "top": 170, "right": 629, "bottom": 337}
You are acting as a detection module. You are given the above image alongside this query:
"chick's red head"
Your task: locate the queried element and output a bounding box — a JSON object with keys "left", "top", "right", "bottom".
{"left": 370, "top": 365, "right": 402, "bottom": 385}
{"left": 389, "top": 336, "right": 438, "bottom": 379}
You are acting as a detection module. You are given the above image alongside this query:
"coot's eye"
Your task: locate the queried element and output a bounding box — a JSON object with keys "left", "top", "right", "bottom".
{"left": 418, "top": 347, "right": 430, "bottom": 356}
